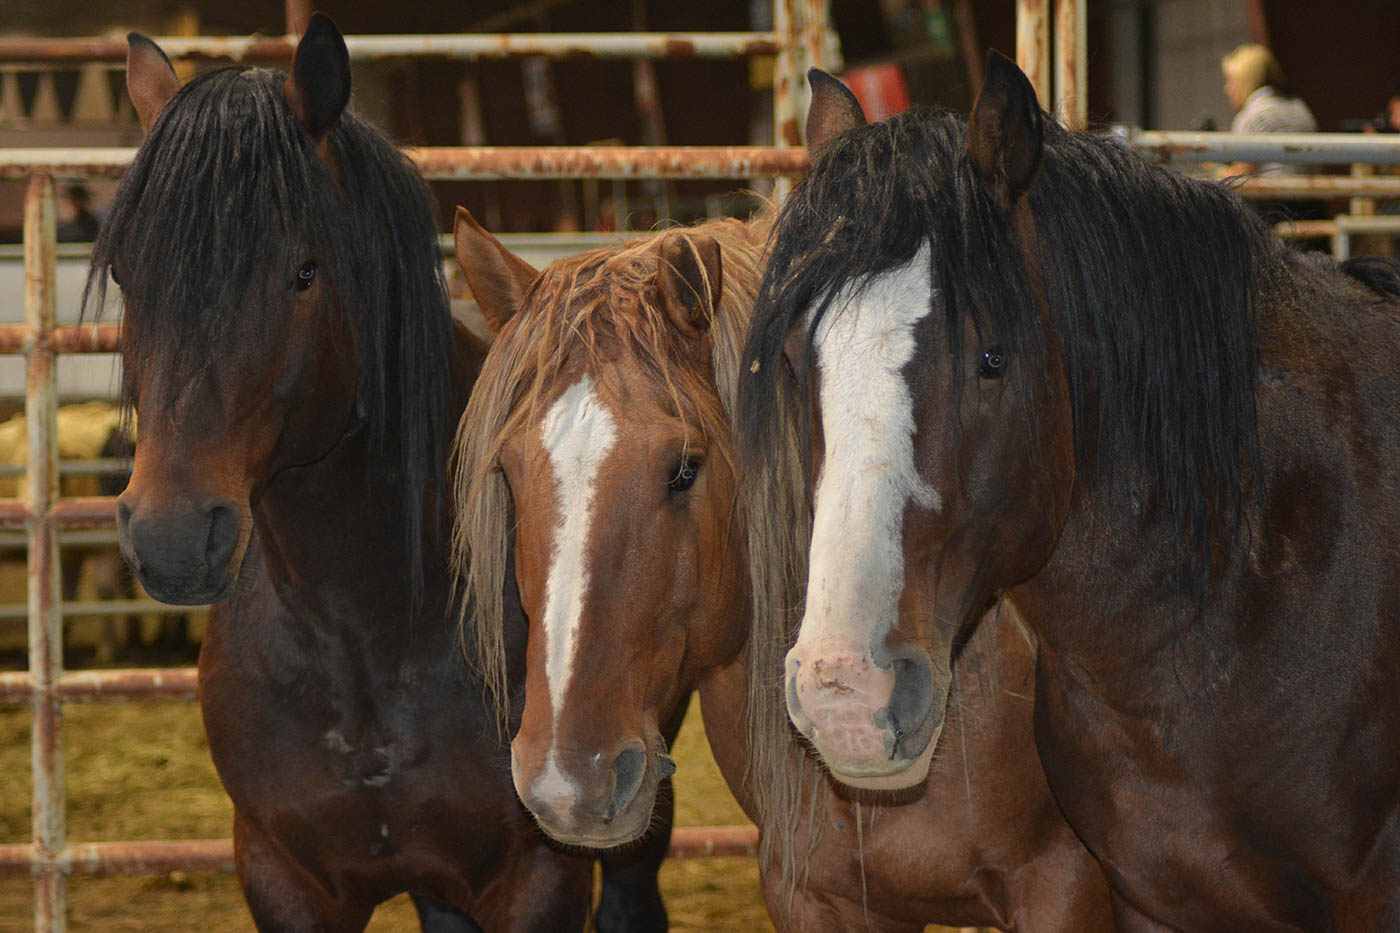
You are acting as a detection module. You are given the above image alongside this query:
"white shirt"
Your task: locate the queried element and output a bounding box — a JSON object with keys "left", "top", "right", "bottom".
{"left": 1230, "top": 86, "right": 1318, "bottom": 175}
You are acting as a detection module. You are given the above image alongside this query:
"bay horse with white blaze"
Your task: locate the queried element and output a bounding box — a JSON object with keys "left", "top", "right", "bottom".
{"left": 739, "top": 57, "right": 1400, "bottom": 930}
{"left": 450, "top": 205, "right": 1112, "bottom": 930}
{"left": 91, "top": 16, "right": 668, "bottom": 931}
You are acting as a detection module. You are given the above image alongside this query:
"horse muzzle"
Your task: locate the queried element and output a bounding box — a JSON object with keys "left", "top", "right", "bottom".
{"left": 785, "top": 639, "right": 943, "bottom": 790}
{"left": 511, "top": 738, "right": 665, "bottom": 848}
{"left": 116, "top": 493, "right": 246, "bottom": 605}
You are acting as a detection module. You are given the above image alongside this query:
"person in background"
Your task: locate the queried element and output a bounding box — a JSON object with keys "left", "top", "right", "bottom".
{"left": 57, "top": 184, "right": 101, "bottom": 243}
{"left": 1220, "top": 43, "right": 1317, "bottom": 178}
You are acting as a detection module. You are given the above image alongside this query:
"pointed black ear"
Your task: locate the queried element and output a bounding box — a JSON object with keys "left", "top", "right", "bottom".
{"left": 967, "top": 50, "right": 1044, "bottom": 209}
{"left": 126, "top": 33, "right": 179, "bottom": 132}
{"left": 658, "top": 233, "right": 723, "bottom": 339}
{"left": 286, "top": 12, "right": 350, "bottom": 141}
{"left": 805, "top": 69, "right": 867, "bottom": 153}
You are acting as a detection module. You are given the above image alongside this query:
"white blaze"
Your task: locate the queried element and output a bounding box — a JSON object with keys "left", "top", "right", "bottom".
{"left": 540, "top": 373, "right": 617, "bottom": 727}
{"left": 802, "top": 246, "right": 939, "bottom": 654}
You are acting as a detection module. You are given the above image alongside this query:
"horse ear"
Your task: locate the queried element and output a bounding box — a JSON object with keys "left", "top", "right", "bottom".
{"left": 805, "top": 69, "right": 867, "bottom": 153}
{"left": 454, "top": 206, "right": 538, "bottom": 335}
{"left": 286, "top": 12, "right": 351, "bottom": 142}
{"left": 657, "top": 233, "right": 723, "bottom": 339}
{"left": 126, "top": 33, "right": 179, "bottom": 132}
{"left": 967, "top": 50, "right": 1044, "bottom": 208}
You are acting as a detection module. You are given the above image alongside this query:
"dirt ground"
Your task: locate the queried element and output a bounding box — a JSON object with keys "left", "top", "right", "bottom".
{"left": 0, "top": 691, "right": 770, "bottom": 932}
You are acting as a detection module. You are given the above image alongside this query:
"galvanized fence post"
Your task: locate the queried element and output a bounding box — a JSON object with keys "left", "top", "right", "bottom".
{"left": 25, "top": 170, "right": 65, "bottom": 933}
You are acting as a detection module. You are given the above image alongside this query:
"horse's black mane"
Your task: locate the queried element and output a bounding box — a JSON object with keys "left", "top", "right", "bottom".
{"left": 740, "top": 105, "right": 1288, "bottom": 582}
{"left": 86, "top": 67, "right": 452, "bottom": 603}
{"left": 1341, "top": 255, "right": 1400, "bottom": 299}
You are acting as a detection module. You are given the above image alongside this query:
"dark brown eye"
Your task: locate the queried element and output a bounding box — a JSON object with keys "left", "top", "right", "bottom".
{"left": 668, "top": 458, "right": 701, "bottom": 493}
{"left": 295, "top": 260, "right": 317, "bottom": 291}
{"left": 979, "top": 346, "right": 1006, "bottom": 379}
{"left": 109, "top": 264, "right": 122, "bottom": 287}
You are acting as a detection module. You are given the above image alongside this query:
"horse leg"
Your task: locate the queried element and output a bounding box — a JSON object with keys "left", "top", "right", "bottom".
{"left": 234, "top": 812, "right": 374, "bottom": 932}
{"left": 594, "top": 774, "right": 672, "bottom": 933}
{"left": 409, "top": 893, "right": 483, "bottom": 933}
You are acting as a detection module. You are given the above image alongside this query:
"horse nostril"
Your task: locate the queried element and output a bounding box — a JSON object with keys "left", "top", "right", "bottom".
{"left": 205, "top": 502, "right": 240, "bottom": 573}
{"left": 604, "top": 744, "right": 646, "bottom": 823}
{"left": 887, "top": 653, "right": 934, "bottom": 752}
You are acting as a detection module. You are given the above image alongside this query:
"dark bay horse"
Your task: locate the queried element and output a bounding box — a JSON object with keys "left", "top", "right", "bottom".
{"left": 450, "top": 207, "right": 1111, "bottom": 929}
{"left": 739, "top": 56, "right": 1400, "bottom": 930}
{"left": 90, "top": 16, "right": 667, "bottom": 931}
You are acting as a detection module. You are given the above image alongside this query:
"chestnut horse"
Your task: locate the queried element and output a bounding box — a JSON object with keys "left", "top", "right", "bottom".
{"left": 89, "top": 17, "right": 668, "bottom": 931}
{"left": 739, "top": 56, "right": 1400, "bottom": 930}
{"left": 450, "top": 207, "right": 1111, "bottom": 929}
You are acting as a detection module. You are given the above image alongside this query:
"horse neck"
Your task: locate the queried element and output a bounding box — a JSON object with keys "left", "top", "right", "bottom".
{"left": 251, "top": 321, "right": 478, "bottom": 632}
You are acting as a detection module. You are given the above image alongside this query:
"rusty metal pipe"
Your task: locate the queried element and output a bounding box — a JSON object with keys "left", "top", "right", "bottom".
{"left": 1053, "top": 0, "right": 1086, "bottom": 129}
{"left": 25, "top": 171, "right": 65, "bottom": 933}
{"left": 0, "top": 668, "right": 200, "bottom": 706}
{"left": 1016, "top": 0, "right": 1050, "bottom": 107}
{"left": 0, "top": 825, "right": 757, "bottom": 878}
{"left": 0, "top": 32, "right": 779, "bottom": 65}
{"left": 0, "top": 146, "right": 811, "bottom": 181}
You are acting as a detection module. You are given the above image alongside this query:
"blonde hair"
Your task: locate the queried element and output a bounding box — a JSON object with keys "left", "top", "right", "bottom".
{"left": 1221, "top": 43, "right": 1286, "bottom": 95}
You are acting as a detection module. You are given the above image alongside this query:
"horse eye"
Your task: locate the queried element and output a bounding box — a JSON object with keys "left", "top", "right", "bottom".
{"left": 979, "top": 346, "right": 1006, "bottom": 379}
{"left": 109, "top": 264, "right": 122, "bottom": 287}
{"left": 295, "top": 260, "right": 318, "bottom": 291}
{"left": 668, "top": 458, "right": 701, "bottom": 493}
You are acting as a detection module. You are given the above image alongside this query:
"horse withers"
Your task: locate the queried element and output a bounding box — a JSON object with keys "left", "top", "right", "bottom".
{"left": 451, "top": 206, "right": 1111, "bottom": 930}
{"left": 740, "top": 56, "right": 1400, "bottom": 929}
{"left": 91, "top": 16, "right": 667, "bottom": 931}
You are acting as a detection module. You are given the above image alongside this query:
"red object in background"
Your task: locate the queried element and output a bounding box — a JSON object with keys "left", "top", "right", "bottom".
{"left": 842, "top": 64, "right": 912, "bottom": 121}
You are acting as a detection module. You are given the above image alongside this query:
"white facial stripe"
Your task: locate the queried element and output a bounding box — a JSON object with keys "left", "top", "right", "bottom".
{"left": 540, "top": 374, "right": 617, "bottom": 732}
{"left": 804, "top": 245, "right": 939, "bottom": 651}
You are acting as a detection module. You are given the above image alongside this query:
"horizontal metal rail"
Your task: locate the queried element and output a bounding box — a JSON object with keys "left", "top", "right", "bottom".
{"left": 0, "top": 323, "right": 118, "bottom": 353}
{"left": 1127, "top": 130, "right": 1400, "bottom": 165}
{"left": 3, "top": 148, "right": 1399, "bottom": 198}
{"left": 0, "top": 825, "right": 759, "bottom": 879}
{"left": 0, "top": 33, "right": 779, "bottom": 64}
{"left": 0, "top": 496, "right": 115, "bottom": 531}
{"left": 0, "top": 667, "right": 199, "bottom": 705}
{"left": 0, "top": 147, "right": 812, "bottom": 181}
{"left": 0, "top": 598, "right": 194, "bottom": 622}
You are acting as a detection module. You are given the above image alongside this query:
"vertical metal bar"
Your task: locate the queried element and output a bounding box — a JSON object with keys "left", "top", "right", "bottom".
{"left": 1016, "top": 0, "right": 1051, "bottom": 109}
{"left": 801, "top": 0, "right": 826, "bottom": 74}
{"left": 1350, "top": 163, "right": 1376, "bottom": 218}
{"left": 631, "top": 0, "right": 674, "bottom": 224}
{"left": 772, "top": 0, "right": 799, "bottom": 201}
{"left": 25, "top": 171, "right": 64, "bottom": 933}
{"left": 1243, "top": 0, "right": 1270, "bottom": 46}
{"left": 953, "top": 0, "right": 986, "bottom": 98}
{"left": 1053, "top": 0, "right": 1086, "bottom": 129}
{"left": 772, "top": 0, "right": 799, "bottom": 146}
{"left": 285, "top": 0, "right": 311, "bottom": 36}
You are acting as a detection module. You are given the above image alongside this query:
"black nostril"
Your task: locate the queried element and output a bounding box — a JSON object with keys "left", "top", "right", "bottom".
{"left": 604, "top": 744, "right": 646, "bottom": 823}
{"left": 887, "top": 654, "right": 934, "bottom": 751}
{"left": 204, "top": 502, "right": 240, "bottom": 574}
